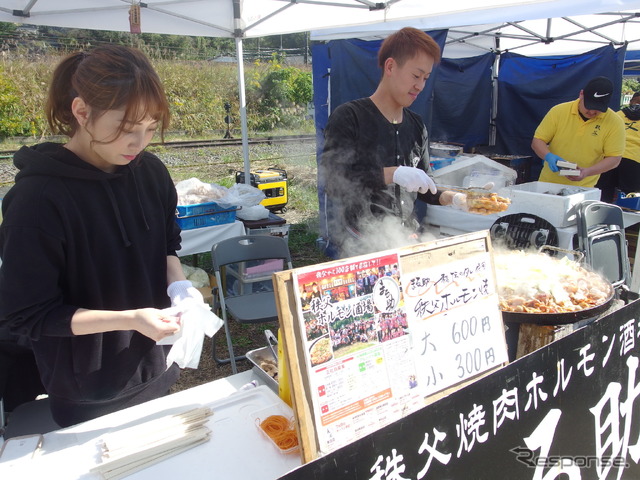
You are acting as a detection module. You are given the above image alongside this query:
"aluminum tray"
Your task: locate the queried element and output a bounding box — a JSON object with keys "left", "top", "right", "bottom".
{"left": 246, "top": 346, "right": 279, "bottom": 394}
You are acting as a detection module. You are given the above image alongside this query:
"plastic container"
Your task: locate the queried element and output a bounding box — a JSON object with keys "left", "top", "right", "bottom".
{"left": 429, "top": 156, "right": 455, "bottom": 170}
{"left": 429, "top": 142, "right": 463, "bottom": 157}
{"left": 498, "top": 181, "right": 601, "bottom": 227}
{"left": 250, "top": 403, "right": 299, "bottom": 455}
{"left": 430, "top": 155, "right": 517, "bottom": 189}
{"left": 488, "top": 155, "right": 533, "bottom": 184}
{"left": 175, "top": 201, "right": 238, "bottom": 230}
{"left": 616, "top": 195, "right": 640, "bottom": 211}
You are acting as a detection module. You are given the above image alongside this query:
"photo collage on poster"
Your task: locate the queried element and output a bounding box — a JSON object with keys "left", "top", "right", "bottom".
{"left": 298, "top": 255, "right": 409, "bottom": 367}
{"left": 294, "top": 252, "right": 423, "bottom": 453}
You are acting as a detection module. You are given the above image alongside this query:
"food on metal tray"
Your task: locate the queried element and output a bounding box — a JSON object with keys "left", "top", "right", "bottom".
{"left": 309, "top": 336, "right": 333, "bottom": 366}
{"left": 494, "top": 250, "right": 611, "bottom": 314}
{"left": 466, "top": 191, "right": 511, "bottom": 215}
{"left": 259, "top": 359, "right": 278, "bottom": 380}
{"left": 258, "top": 415, "right": 299, "bottom": 451}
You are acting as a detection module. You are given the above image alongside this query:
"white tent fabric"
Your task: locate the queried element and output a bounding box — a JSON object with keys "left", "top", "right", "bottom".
{"left": 312, "top": 10, "right": 640, "bottom": 58}
{"left": 0, "top": 1, "right": 635, "bottom": 39}
{"left": 0, "top": 0, "right": 639, "bottom": 172}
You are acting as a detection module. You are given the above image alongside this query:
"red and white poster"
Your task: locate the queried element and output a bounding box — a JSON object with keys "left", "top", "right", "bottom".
{"left": 294, "top": 252, "right": 422, "bottom": 453}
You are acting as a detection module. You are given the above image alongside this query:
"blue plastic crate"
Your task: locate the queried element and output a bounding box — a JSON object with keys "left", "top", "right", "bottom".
{"left": 175, "top": 201, "right": 238, "bottom": 230}
{"left": 616, "top": 195, "right": 640, "bottom": 211}
{"left": 429, "top": 156, "right": 456, "bottom": 171}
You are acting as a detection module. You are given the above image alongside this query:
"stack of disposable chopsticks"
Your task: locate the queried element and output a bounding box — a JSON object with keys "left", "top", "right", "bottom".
{"left": 90, "top": 406, "right": 213, "bottom": 479}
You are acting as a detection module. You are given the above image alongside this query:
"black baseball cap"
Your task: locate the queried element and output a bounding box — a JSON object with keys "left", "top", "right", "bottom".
{"left": 582, "top": 76, "right": 613, "bottom": 112}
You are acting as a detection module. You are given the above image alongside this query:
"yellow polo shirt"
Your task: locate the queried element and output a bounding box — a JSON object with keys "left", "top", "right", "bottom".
{"left": 617, "top": 110, "right": 640, "bottom": 163}
{"left": 536, "top": 99, "right": 625, "bottom": 187}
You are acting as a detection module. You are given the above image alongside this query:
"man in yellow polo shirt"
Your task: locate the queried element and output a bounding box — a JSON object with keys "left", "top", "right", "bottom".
{"left": 596, "top": 91, "right": 640, "bottom": 202}
{"left": 532, "top": 76, "right": 625, "bottom": 188}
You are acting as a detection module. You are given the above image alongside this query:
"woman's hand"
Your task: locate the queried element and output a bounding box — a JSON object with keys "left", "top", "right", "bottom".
{"left": 132, "top": 308, "right": 181, "bottom": 342}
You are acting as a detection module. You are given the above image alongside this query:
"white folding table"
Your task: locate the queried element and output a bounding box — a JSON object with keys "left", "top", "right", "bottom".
{"left": 0, "top": 370, "right": 301, "bottom": 480}
{"left": 177, "top": 221, "right": 246, "bottom": 257}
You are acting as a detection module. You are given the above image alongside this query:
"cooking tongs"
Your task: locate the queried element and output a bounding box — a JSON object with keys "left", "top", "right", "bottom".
{"left": 434, "top": 183, "right": 497, "bottom": 201}
{"left": 264, "top": 329, "right": 278, "bottom": 360}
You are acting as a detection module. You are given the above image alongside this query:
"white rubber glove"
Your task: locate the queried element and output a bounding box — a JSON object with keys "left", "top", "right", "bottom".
{"left": 167, "top": 280, "right": 204, "bottom": 307}
{"left": 451, "top": 193, "right": 468, "bottom": 211}
{"left": 392, "top": 166, "right": 437, "bottom": 194}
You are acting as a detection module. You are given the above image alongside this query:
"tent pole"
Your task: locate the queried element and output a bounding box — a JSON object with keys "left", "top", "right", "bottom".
{"left": 235, "top": 36, "right": 251, "bottom": 184}
{"left": 490, "top": 37, "right": 501, "bottom": 147}
{"left": 490, "top": 54, "right": 499, "bottom": 147}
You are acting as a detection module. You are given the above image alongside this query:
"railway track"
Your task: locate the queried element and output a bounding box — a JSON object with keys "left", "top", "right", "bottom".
{"left": 0, "top": 134, "right": 316, "bottom": 157}
{"left": 0, "top": 134, "right": 318, "bottom": 190}
{"left": 151, "top": 134, "right": 316, "bottom": 150}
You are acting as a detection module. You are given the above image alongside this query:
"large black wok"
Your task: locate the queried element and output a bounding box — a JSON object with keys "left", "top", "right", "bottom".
{"left": 500, "top": 288, "right": 614, "bottom": 325}
{"left": 496, "top": 248, "right": 615, "bottom": 325}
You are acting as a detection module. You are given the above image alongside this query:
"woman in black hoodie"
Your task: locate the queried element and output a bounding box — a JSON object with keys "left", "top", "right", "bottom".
{"left": 596, "top": 92, "right": 640, "bottom": 203}
{"left": 0, "top": 45, "right": 198, "bottom": 427}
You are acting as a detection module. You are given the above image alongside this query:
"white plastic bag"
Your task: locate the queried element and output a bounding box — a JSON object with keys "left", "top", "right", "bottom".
{"left": 175, "top": 178, "right": 228, "bottom": 205}
{"left": 236, "top": 204, "right": 270, "bottom": 220}
{"left": 218, "top": 183, "right": 265, "bottom": 208}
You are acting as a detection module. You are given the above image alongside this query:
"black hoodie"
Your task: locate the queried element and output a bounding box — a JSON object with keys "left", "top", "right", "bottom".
{"left": 0, "top": 142, "right": 182, "bottom": 426}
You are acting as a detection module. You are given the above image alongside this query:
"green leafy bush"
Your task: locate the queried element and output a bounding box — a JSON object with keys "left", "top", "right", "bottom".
{"left": 0, "top": 53, "right": 313, "bottom": 140}
{"left": 0, "top": 69, "right": 35, "bottom": 137}
{"left": 246, "top": 55, "right": 313, "bottom": 131}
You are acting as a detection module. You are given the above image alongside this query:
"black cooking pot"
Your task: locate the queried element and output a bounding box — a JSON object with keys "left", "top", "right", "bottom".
{"left": 496, "top": 247, "right": 615, "bottom": 325}
{"left": 500, "top": 288, "right": 614, "bottom": 325}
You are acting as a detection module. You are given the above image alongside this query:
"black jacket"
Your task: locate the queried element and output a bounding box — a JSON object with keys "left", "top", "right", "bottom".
{"left": 319, "top": 98, "right": 439, "bottom": 255}
{"left": 0, "top": 143, "right": 181, "bottom": 425}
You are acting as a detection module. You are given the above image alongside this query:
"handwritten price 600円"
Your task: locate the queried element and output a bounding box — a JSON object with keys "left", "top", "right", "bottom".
{"left": 451, "top": 316, "right": 490, "bottom": 344}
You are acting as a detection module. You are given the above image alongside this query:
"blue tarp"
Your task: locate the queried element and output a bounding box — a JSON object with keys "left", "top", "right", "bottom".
{"left": 431, "top": 53, "right": 495, "bottom": 150}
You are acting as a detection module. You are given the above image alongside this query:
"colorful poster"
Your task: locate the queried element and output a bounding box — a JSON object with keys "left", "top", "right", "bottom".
{"left": 294, "top": 253, "right": 422, "bottom": 453}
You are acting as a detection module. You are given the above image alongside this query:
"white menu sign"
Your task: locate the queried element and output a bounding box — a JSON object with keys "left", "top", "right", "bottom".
{"left": 401, "top": 252, "right": 508, "bottom": 396}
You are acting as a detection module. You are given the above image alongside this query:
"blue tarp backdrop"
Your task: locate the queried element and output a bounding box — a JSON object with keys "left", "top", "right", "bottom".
{"left": 496, "top": 44, "right": 628, "bottom": 161}
{"left": 312, "top": 33, "right": 627, "bottom": 253}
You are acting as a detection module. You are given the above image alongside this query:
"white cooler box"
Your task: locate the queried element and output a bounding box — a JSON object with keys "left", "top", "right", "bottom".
{"left": 498, "top": 181, "right": 600, "bottom": 227}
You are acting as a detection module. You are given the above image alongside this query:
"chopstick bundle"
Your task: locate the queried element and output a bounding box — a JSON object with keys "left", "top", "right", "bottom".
{"left": 90, "top": 406, "right": 213, "bottom": 480}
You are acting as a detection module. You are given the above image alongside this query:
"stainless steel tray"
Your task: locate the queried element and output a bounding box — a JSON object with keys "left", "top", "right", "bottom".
{"left": 246, "top": 346, "right": 279, "bottom": 394}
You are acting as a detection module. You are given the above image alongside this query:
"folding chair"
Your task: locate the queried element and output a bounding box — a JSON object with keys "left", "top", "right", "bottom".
{"left": 210, "top": 234, "right": 293, "bottom": 374}
{"left": 576, "top": 200, "right": 631, "bottom": 296}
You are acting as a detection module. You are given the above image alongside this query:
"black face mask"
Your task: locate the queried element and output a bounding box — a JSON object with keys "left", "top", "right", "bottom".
{"left": 623, "top": 104, "right": 640, "bottom": 121}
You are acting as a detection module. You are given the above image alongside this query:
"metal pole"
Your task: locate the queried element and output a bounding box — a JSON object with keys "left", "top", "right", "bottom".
{"left": 235, "top": 36, "right": 251, "bottom": 184}
{"left": 490, "top": 36, "right": 501, "bottom": 147}
{"left": 233, "top": 0, "right": 251, "bottom": 185}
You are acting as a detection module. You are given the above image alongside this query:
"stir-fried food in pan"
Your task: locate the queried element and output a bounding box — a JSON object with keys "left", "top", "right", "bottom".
{"left": 494, "top": 250, "right": 611, "bottom": 314}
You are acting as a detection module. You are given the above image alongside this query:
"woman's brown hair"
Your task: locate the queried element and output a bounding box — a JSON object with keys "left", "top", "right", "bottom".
{"left": 378, "top": 27, "right": 441, "bottom": 69}
{"left": 46, "top": 44, "right": 170, "bottom": 139}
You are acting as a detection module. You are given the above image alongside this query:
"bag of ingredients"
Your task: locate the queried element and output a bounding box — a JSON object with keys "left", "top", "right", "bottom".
{"left": 217, "top": 182, "right": 265, "bottom": 209}
{"left": 175, "top": 178, "right": 228, "bottom": 205}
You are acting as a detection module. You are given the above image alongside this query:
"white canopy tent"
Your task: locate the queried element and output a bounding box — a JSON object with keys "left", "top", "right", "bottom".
{"left": 311, "top": 10, "right": 640, "bottom": 59}
{"left": 0, "top": 0, "right": 639, "bottom": 174}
